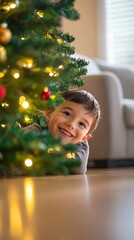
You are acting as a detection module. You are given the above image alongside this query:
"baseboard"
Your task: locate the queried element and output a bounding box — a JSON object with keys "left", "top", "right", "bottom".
{"left": 88, "top": 159, "right": 134, "bottom": 168}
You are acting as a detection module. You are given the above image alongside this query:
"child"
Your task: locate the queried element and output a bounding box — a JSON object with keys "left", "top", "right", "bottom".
{"left": 24, "top": 89, "right": 100, "bottom": 174}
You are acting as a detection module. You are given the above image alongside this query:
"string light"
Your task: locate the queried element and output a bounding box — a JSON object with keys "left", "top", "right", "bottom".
{"left": 49, "top": 72, "right": 54, "bottom": 77}
{"left": 55, "top": 146, "right": 61, "bottom": 151}
{"left": 44, "top": 67, "right": 53, "bottom": 73}
{"left": 19, "top": 96, "right": 26, "bottom": 105}
{"left": 36, "top": 10, "right": 44, "bottom": 18}
{"left": 1, "top": 124, "right": 6, "bottom": 128}
{"left": 47, "top": 146, "right": 61, "bottom": 153}
{"left": 25, "top": 159, "right": 33, "bottom": 167}
{"left": 58, "top": 65, "right": 63, "bottom": 69}
{"left": 17, "top": 58, "right": 34, "bottom": 69}
{"left": 10, "top": 3, "right": 17, "bottom": 9}
{"left": 22, "top": 101, "right": 29, "bottom": 109}
{"left": 57, "top": 38, "right": 62, "bottom": 44}
{"left": 53, "top": 72, "right": 59, "bottom": 77}
{"left": 2, "top": 102, "right": 9, "bottom": 107}
{"left": 1, "top": 2, "right": 17, "bottom": 11}
{"left": 44, "top": 87, "right": 49, "bottom": 92}
{"left": 20, "top": 36, "right": 27, "bottom": 41}
{"left": 24, "top": 116, "right": 31, "bottom": 123}
{"left": 47, "top": 148, "right": 54, "bottom": 153}
{"left": 50, "top": 95, "right": 55, "bottom": 100}
{"left": 13, "top": 72, "right": 20, "bottom": 79}
{"left": 66, "top": 153, "right": 76, "bottom": 159}
{"left": 0, "top": 72, "right": 5, "bottom": 78}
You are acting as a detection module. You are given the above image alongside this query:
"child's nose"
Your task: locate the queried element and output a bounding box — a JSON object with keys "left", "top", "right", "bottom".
{"left": 66, "top": 120, "right": 75, "bottom": 129}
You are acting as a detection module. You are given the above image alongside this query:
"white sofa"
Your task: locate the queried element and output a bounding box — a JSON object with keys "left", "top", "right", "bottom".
{"left": 74, "top": 54, "right": 134, "bottom": 167}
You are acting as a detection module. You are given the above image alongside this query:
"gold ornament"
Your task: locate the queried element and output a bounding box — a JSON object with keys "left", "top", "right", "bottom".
{"left": 0, "top": 25, "right": 12, "bottom": 44}
{"left": 0, "top": 45, "right": 7, "bottom": 62}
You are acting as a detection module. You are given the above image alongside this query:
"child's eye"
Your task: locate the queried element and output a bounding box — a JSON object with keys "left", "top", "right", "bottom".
{"left": 63, "top": 111, "right": 71, "bottom": 117}
{"left": 79, "top": 122, "right": 86, "bottom": 128}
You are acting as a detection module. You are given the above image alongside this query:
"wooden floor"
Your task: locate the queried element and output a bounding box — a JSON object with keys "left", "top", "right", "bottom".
{"left": 1, "top": 168, "right": 134, "bottom": 240}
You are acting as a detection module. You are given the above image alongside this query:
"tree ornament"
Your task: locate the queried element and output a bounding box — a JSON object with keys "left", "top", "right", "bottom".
{"left": 0, "top": 85, "right": 6, "bottom": 99}
{"left": 0, "top": 25, "right": 12, "bottom": 44}
{"left": 41, "top": 90, "right": 51, "bottom": 100}
{"left": 0, "top": 45, "right": 7, "bottom": 62}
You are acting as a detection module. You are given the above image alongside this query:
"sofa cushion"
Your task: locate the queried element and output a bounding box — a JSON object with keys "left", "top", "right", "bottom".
{"left": 123, "top": 99, "right": 134, "bottom": 128}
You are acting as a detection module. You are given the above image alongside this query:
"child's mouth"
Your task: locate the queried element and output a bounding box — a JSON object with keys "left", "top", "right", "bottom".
{"left": 59, "top": 127, "right": 73, "bottom": 137}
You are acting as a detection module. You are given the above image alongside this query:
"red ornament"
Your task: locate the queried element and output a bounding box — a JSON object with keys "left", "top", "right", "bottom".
{"left": 0, "top": 85, "right": 6, "bottom": 99}
{"left": 41, "top": 90, "right": 51, "bottom": 100}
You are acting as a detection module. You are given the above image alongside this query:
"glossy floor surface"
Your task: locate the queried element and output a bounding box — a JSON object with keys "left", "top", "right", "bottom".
{"left": 1, "top": 168, "right": 134, "bottom": 240}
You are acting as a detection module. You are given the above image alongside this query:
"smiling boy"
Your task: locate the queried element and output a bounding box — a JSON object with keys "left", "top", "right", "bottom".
{"left": 24, "top": 89, "right": 100, "bottom": 174}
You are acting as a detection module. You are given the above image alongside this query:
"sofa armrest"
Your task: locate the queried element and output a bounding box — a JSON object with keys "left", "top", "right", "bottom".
{"left": 82, "top": 73, "right": 127, "bottom": 160}
{"left": 123, "top": 99, "right": 134, "bottom": 128}
{"left": 95, "top": 59, "right": 134, "bottom": 99}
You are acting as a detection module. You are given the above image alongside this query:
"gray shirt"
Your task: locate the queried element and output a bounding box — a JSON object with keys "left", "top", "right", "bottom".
{"left": 23, "top": 123, "right": 89, "bottom": 174}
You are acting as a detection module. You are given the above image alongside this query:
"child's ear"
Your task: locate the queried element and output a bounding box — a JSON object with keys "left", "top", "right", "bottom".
{"left": 82, "top": 134, "right": 92, "bottom": 142}
{"left": 45, "top": 110, "right": 53, "bottom": 120}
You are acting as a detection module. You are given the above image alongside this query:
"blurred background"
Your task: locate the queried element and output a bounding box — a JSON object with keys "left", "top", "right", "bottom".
{"left": 62, "top": 0, "right": 134, "bottom": 66}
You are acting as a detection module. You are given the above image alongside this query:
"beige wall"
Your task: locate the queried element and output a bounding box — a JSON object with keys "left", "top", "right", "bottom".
{"left": 62, "top": 0, "right": 98, "bottom": 57}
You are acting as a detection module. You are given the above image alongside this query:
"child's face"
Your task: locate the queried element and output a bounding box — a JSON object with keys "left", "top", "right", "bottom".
{"left": 45, "top": 101, "right": 94, "bottom": 145}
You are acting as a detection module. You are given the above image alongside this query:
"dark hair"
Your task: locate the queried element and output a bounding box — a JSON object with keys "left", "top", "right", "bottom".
{"left": 62, "top": 89, "right": 100, "bottom": 134}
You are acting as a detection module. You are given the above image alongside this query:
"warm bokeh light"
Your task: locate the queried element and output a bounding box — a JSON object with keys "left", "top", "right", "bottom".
{"left": 1, "top": 102, "right": 9, "bottom": 107}
{"left": 24, "top": 116, "right": 31, "bottom": 123}
{"left": 47, "top": 148, "right": 54, "bottom": 153}
{"left": 9, "top": 189, "right": 23, "bottom": 238}
{"left": 24, "top": 179, "right": 34, "bottom": 218}
{"left": 25, "top": 159, "right": 33, "bottom": 167}
{"left": 0, "top": 72, "right": 5, "bottom": 78}
{"left": 49, "top": 72, "right": 54, "bottom": 77}
{"left": 44, "top": 87, "right": 49, "bottom": 92}
{"left": 19, "top": 96, "right": 26, "bottom": 105}
{"left": 50, "top": 95, "right": 56, "bottom": 100}
{"left": 66, "top": 152, "right": 76, "bottom": 159}
{"left": 57, "top": 38, "right": 62, "bottom": 44}
{"left": 36, "top": 10, "right": 44, "bottom": 17}
{"left": 10, "top": 3, "right": 17, "bottom": 9}
{"left": 18, "top": 58, "right": 33, "bottom": 69}
{"left": 58, "top": 65, "right": 63, "bottom": 69}
{"left": 13, "top": 72, "right": 20, "bottom": 79}
{"left": 22, "top": 101, "right": 29, "bottom": 109}
{"left": 1, "top": 124, "right": 6, "bottom": 128}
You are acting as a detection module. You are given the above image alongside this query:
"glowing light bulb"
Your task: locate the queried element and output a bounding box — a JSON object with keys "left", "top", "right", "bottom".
{"left": 19, "top": 96, "right": 26, "bottom": 105}
{"left": 25, "top": 159, "right": 33, "bottom": 167}
{"left": 22, "top": 101, "right": 29, "bottom": 109}
{"left": 47, "top": 148, "right": 54, "bottom": 153}
{"left": 24, "top": 116, "right": 30, "bottom": 122}
{"left": 49, "top": 72, "right": 54, "bottom": 77}
{"left": 50, "top": 95, "right": 55, "bottom": 100}
{"left": 44, "top": 87, "right": 49, "bottom": 92}
{"left": 20, "top": 36, "right": 27, "bottom": 40}
{"left": 58, "top": 65, "right": 63, "bottom": 69}
{"left": 36, "top": 10, "right": 44, "bottom": 17}
{"left": 1, "top": 102, "right": 9, "bottom": 107}
{"left": 10, "top": 3, "right": 17, "bottom": 9}
{"left": 13, "top": 72, "right": 20, "bottom": 79}
{"left": 1, "top": 124, "right": 6, "bottom": 128}
{"left": 57, "top": 38, "right": 62, "bottom": 44}
{"left": 55, "top": 146, "right": 61, "bottom": 152}
{"left": 66, "top": 153, "right": 76, "bottom": 159}
{"left": 0, "top": 72, "right": 5, "bottom": 78}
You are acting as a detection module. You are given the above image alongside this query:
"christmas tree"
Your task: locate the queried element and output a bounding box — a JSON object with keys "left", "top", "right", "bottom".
{"left": 0, "top": 0, "right": 88, "bottom": 176}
